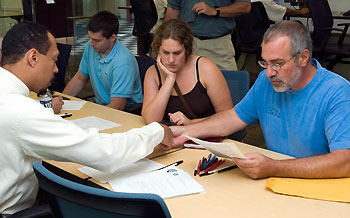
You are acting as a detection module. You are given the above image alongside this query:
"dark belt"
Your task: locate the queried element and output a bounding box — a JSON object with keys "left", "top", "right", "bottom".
{"left": 194, "top": 31, "right": 231, "bottom": 40}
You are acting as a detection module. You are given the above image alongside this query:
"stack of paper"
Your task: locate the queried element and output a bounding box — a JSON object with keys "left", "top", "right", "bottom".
{"left": 79, "top": 159, "right": 205, "bottom": 199}
{"left": 70, "top": 116, "right": 120, "bottom": 131}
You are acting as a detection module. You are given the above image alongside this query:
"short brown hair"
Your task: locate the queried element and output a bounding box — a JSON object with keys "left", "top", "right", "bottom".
{"left": 151, "top": 19, "right": 193, "bottom": 60}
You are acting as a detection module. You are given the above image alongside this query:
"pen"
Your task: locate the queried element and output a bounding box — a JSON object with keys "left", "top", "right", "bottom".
{"left": 60, "top": 113, "right": 72, "bottom": 118}
{"left": 206, "top": 157, "right": 218, "bottom": 169}
{"left": 199, "top": 165, "right": 238, "bottom": 177}
{"left": 197, "top": 159, "right": 201, "bottom": 175}
{"left": 204, "top": 159, "right": 224, "bottom": 173}
{"left": 194, "top": 160, "right": 199, "bottom": 176}
{"left": 155, "top": 160, "right": 183, "bottom": 171}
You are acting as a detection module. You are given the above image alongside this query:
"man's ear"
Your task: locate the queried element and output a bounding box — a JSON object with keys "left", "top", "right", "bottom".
{"left": 298, "top": 49, "right": 310, "bottom": 67}
{"left": 110, "top": 34, "right": 117, "bottom": 42}
{"left": 26, "top": 48, "right": 38, "bottom": 67}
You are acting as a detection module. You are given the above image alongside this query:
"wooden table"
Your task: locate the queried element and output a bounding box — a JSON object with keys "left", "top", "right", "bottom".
{"left": 39, "top": 93, "right": 350, "bottom": 218}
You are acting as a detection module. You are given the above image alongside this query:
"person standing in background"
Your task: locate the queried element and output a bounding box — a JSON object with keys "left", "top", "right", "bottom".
{"left": 165, "top": 0, "right": 251, "bottom": 71}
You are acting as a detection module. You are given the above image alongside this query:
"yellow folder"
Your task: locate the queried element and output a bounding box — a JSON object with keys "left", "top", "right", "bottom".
{"left": 266, "top": 177, "right": 350, "bottom": 203}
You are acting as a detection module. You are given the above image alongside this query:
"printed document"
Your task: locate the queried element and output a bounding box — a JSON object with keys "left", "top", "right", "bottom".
{"left": 62, "top": 100, "right": 86, "bottom": 110}
{"left": 79, "top": 159, "right": 205, "bottom": 199}
{"left": 70, "top": 116, "right": 120, "bottom": 131}
{"left": 184, "top": 135, "right": 246, "bottom": 159}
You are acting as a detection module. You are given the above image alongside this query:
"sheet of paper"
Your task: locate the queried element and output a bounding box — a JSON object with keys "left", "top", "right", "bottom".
{"left": 70, "top": 116, "right": 120, "bottom": 131}
{"left": 46, "top": 0, "right": 55, "bottom": 4}
{"left": 62, "top": 100, "right": 86, "bottom": 110}
{"left": 78, "top": 159, "right": 164, "bottom": 183}
{"left": 184, "top": 135, "right": 245, "bottom": 159}
{"left": 266, "top": 177, "right": 350, "bottom": 203}
{"left": 184, "top": 143, "right": 204, "bottom": 149}
{"left": 109, "top": 166, "right": 205, "bottom": 199}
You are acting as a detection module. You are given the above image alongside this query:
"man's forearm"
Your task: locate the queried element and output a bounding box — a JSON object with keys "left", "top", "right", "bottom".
{"left": 183, "top": 108, "right": 247, "bottom": 138}
{"left": 272, "top": 149, "right": 350, "bottom": 178}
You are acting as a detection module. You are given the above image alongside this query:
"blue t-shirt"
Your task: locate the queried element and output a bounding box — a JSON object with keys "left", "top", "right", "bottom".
{"left": 235, "top": 59, "right": 350, "bottom": 158}
{"left": 79, "top": 40, "right": 143, "bottom": 106}
{"left": 168, "top": 0, "right": 251, "bottom": 37}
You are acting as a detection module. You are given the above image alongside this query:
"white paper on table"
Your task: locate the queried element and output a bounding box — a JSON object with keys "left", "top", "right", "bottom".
{"left": 109, "top": 166, "right": 205, "bottom": 199}
{"left": 78, "top": 159, "right": 164, "bottom": 183}
{"left": 184, "top": 135, "right": 246, "bottom": 159}
{"left": 70, "top": 116, "right": 120, "bottom": 131}
{"left": 62, "top": 100, "right": 86, "bottom": 110}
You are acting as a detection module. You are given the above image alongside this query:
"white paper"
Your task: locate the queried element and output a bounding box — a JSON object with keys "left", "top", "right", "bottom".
{"left": 78, "top": 159, "right": 164, "bottom": 183}
{"left": 62, "top": 100, "right": 86, "bottom": 110}
{"left": 70, "top": 116, "right": 120, "bottom": 131}
{"left": 184, "top": 135, "right": 246, "bottom": 159}
{"left": 184, "top": 143, "right": 204, "bottom": 149}
{"left": 46, "top": 0, "right": 55, "bottom": 4}
{"left": 109, "top": 166, "right": 205, "bottom": 199}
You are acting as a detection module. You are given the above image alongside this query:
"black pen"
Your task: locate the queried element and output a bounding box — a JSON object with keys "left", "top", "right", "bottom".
{"left": 199, "top": 165, "right": 238, "bottom": 177}
{"left": 154, "top": 160, "right": 183, "bottom": 171}
{"left": 60, "top": 113, "right": 72, "bottom": 118}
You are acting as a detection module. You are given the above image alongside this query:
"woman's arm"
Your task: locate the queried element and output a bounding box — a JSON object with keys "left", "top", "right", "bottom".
{"left": 142, "top": 65, "right": 176, "bottom": 124}
{"left": 199, "top": 57, "right": 234, "bottom": 113}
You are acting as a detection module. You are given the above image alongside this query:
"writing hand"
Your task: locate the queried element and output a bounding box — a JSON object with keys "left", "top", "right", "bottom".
{"left": 169, "top": 111, "right": 191, "bottom": 126}
{"left": 52, "top": 96, "right": 64, "bottom": 114}
{"left": 232, "top": 153, "right": 275, "bottom": 179}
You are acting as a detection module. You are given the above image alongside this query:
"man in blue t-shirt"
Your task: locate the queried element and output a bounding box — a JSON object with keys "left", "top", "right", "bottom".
{"left": 171, "top": 21, "right": 350, "bottom": 179}
{"left": 63, "top": 11, "right": 143, "bottom": 111}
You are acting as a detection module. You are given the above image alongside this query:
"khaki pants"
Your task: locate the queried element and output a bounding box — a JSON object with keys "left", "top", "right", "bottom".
{"left": 193, "top": 34, "right": 237, "bottom": 71}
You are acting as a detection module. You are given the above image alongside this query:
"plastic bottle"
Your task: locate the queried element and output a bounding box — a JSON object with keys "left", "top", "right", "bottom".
{"left": 39, "top": 89, "right": 53, "bottom": 109}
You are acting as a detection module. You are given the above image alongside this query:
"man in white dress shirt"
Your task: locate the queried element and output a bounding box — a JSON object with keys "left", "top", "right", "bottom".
{"left": 0, "top": 22, "right": 174, "bottom": 217}
{"left": 251, "top": 0, "right": 309, "bottom": 23}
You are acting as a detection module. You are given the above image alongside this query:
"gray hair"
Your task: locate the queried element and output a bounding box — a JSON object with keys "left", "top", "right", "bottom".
{"left": 262, "top": 21, "right": 313, "bottom": 62}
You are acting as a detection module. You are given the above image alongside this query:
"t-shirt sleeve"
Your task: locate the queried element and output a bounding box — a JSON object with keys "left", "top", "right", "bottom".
{"left": 324, "top": 83, "right": 350, "bottom": 152}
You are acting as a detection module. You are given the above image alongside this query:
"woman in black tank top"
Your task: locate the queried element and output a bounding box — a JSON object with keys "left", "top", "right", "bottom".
{"left": 142, "top": 19, "right": 233, "bottom": 126}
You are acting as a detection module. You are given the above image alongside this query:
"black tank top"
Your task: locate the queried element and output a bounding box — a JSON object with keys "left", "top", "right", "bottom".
{"left": 155, "top": 56, "right": 215, "bottom": 121}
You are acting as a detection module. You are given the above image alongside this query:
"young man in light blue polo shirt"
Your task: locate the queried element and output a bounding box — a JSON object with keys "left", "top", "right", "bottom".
{"left": 64, "top": 11, "right": 143, "bottom": 111}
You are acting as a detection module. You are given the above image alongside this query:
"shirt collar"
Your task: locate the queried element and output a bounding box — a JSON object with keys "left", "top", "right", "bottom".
{"left": 0, "top": 67, "right": 30, "bottom": 97}
{"left": 98, "top": 39, "right": 120, "bottom": 64}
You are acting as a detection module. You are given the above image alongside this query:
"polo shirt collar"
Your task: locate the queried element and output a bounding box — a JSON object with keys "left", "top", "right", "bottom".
{"left": 98, "top": 39, "right": 121, "bottom": 64}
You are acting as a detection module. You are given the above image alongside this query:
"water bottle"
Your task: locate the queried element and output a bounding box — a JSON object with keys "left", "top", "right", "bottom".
{"left": 39, "top": 89, "right": 53, "bottom": 109}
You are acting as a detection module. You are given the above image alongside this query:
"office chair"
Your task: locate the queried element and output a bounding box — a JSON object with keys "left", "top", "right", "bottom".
{"left": 129, "top": 0, "right": 158, "bottom": 55}
{"left": 308, "top": 0, "right": 350, "bottom": 70}
{"left": 135, "top": 55, "right": 156, "bottom": 93}
{"left": 233, "top": 2, "right": 270, "bottom": 69}
{"left": 29, "top": 161, "right": 171, "bottom": 218}
{"left": 221, "top": 70, "right": 250, "bottom": 141}
{"left": 48, "top": 43, "right": 72, "bottom": 92}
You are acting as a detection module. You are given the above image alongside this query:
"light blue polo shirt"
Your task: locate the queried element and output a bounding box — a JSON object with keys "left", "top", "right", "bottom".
{"left": 79, "top": 39, "right": 143, "bottom": 106}
{"left": 168, "top": 0, "right": 251, "bottom": 37}
{"left": 235, "top": 59, "right": 350, "bottom": 158}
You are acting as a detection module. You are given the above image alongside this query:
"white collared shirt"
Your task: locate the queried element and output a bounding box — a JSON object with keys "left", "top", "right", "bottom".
{"left": 0, "top": 67, "right": 164, "bottom": 216}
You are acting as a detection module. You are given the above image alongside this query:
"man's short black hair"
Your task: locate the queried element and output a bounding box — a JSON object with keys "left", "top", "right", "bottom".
{"left": 1, "top": 22, "right": 51, "bottom": 66}
{"left": 87, "top": 11, "right": 119, "bottom": 39}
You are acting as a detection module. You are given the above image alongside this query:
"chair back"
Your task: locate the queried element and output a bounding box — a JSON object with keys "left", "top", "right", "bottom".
{"left": 307, "top": 0, "right": 333, "bottom": 49}
{"left": 33, "top": 161, "right": 172, "bottom": 218}
{"left": 135, "top": 55, "right": 156, "bottom": 93}
{"left": 130, "top": 0, "right": 157, "bottom": 37}
{"left": 221, "top": 70, "right": 250, "bottom": 105}
{"left": 49, "top": 43, "right": 72, "bottom": 92}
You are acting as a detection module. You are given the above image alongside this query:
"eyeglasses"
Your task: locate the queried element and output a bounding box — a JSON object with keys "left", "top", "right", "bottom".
{"left": 258, "top": 55, "right": 297, "bottom": 71}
